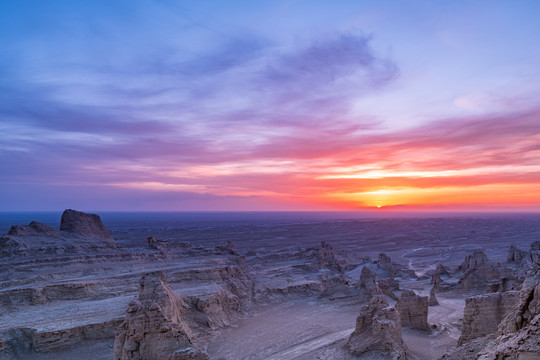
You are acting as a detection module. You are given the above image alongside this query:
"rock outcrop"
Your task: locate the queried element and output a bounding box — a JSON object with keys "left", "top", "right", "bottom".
{"left": 430, "top": 264, "right": 449, "bottom": 285}
{"left": 441, "top": 241, "right": 540, "bottom": 360}
{"left": 60, "top": 209, "right": 113, "bottom": 241}
{"left": 378, "top": 279, "right": 398, "bottom": 300}
{"left": 478, "top": 244, "right": 540, "bottom": 359}
{"left": 458, "top": 291, "right": 520, "bottom": 345}
{"left": 297, "top": 241, "right": 343, "bottom": 273}
{"left": 396, "top": 289, "right": 430, "bottom": 331}
{"left": 113, "top": 272, "right": 209, "bottom": 360}
{"left": 346, "top": 296, "right": 407, "bottom": 359}
{"left": 359, "top": 267, "right": 382, "bottom": 296}
{"left": 428, "top": 286, "right": 439, "bottom": 306}
{"left": 147, "top": 236, "right": 160, "bottom": 250}
{"left": 459, "top": 250, "right": 489, "bottom": 272}
{"left": 456, "top": 250, "right": 500, "bottom": 293}
{"left": 507, "top": 245, "right": 527, "bottom": 264}
{"left": 7, "top": 222, "right": 59, "bottom": 236}
{"left": 378, "top": 252, "right": 394, "bottom": 272}
{"left": 317, "top": 241, "right": 343, "bottom": 273}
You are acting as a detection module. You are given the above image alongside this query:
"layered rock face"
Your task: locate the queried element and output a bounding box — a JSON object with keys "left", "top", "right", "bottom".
{"left": 458, "top": 291, "right": 519, "bottom": 345}
{"left": 60, "top": 209, "right": 114, "bottom": 241}
{"left": 113, "top": 272, "right": 209, "bottom": 360}
{"left": 396, "top": 289, "right": 430, "bottom": 331}
{"left": 346, "top": 296, "right": 407, "bottom": 359}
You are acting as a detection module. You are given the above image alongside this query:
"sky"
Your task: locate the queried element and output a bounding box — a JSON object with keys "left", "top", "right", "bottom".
{"left": 1, "top": 0, "right": 540, "bottom": 212}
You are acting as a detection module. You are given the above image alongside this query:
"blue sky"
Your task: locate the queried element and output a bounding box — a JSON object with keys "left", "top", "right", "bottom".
{"left": 2, "top": 0, "right": 540, "bottom": 211}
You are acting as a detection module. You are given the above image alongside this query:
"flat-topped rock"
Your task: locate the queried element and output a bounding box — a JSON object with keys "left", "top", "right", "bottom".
{"left": 60, "top": 209, "right": 113, "bottom": 240}
{"left": 396, "top": 289, "right": 430, "bottom": 331}
{"left": 459, "top": 291, "right": 519, "bottom": 345}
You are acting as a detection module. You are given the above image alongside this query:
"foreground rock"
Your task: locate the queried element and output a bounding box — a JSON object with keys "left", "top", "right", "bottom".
{"left": 113, "top": 272, "right": 209, "bottom": 360}
{"left": 60, "top": 209, "right": 114, "bottom": 241}
{"left": 442, "top": 241, "right": 540, "bottom": 359}
{"left": 458, "top": 291, "right": 519, "bottom": 345}
{"left": 396, "top": 289, "right": 430, "bottom": 331}
{"left": 346, "top": 295, "right": 407, "bottom": 359}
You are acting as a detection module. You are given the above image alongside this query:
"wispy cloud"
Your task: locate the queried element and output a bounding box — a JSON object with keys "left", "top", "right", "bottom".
{"left": 1, "top": 1, "right": 539, "bottom": 210}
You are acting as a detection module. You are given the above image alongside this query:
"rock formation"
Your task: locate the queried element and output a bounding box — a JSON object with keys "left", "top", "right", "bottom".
{"left": 346, "top": 295, "right": 407, "bottom": 359}
{"left": 458, "top": 291, "right": 520, "bottom": 345}
{"left": 430, "top": 264, "right": 449, "bottom": 285}
{"left": 428, "top": 286, "right": 439, "bottom": 306}
{"left": 478, "top": 243, "right": 540, "bottom": 359}
{"left": 378, "top": 279, "right": 398, "bottom": 300}
{"left": 60, "top": 209, "right": 114, "bottom": 241}
{"left": 378, "top": 252, "right": 394, "bottom": 272}
{"left": 441, "top": 241, "right": 540, "bottom": 360}
{"left": 317, "top": 241, "right": 343, "bottom": 272}
{"left": 456, "top": 250, "right": 500, "bottom": 293}
{"left": 113, "top": 271, "right": 209, "bottom": 360}
{"left": 7, "top": 221, "right": 59, "bottom": 236}
{"left": 297, "top": 241, "right": 343, "bottom": 273}
{"left": 396, "top": 289, "right": 430, "bottom": 331}
{"left": 458, "top": 250, "right": 489, "bottom": 272}
{"left": 359, "top": 267, "right": 382, "bottom": 296}
{"left": 507, "top": 245, "right": 527, "bottom": 264}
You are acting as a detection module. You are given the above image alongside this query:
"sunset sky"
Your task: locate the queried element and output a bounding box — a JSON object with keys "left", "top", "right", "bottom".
{"left": 1, "top": 0, "right": 540, "bottom": 211}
